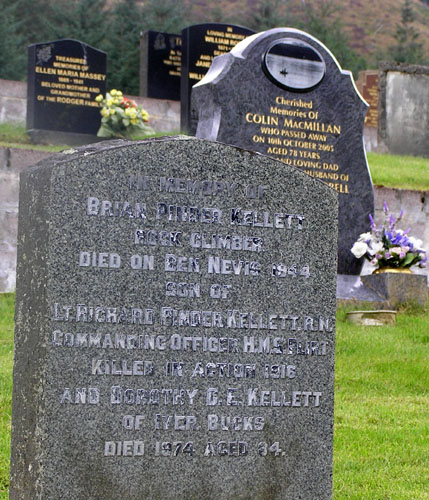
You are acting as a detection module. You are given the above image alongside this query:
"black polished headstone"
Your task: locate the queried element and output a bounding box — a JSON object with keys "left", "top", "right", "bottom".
{"left": 193, "top": 28, "right": 374, "bottom": 275}
{"left": 140, "top": 31, "right": 182, "bottom": 101}
{"left": 180, "top": 23, "right": 254, "bottom": 134}
{"left": 27, "top": 39, "right": 107, "bottom": 144}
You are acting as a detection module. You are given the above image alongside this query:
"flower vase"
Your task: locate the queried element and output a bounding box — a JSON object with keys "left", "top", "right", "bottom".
{"left": 361, "top": 270, "right": 427, "bottom": 308}
{"left": 373, "top": 267, "right": 413, "bottom": 275}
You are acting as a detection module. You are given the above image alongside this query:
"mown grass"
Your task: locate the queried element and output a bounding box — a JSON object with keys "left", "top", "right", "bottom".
{"left": 0, "top": 123, "right": 66, "bottom": 152}
{"left": 0, "top": 293, "right": 428, "bottom": 499}
{"left": 1, "top": 123, "right": 428, "bottom": 191}
{"left": 334, "top": 303, "right": 429, "bottom": 499}
{"left": 0, "top": 293, "right": 14, "bottom": 500}
{"left": 367, "top": 152, "right": 429, "bottom": 192}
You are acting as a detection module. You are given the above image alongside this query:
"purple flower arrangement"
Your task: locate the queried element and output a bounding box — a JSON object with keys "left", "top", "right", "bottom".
{"left": 351, "top": 203, "right": 427, "bottom": 270}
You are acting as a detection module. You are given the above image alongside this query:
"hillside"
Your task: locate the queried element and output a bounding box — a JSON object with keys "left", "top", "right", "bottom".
{"left": 184, "top": 0, "right": 429, "bottom": 66}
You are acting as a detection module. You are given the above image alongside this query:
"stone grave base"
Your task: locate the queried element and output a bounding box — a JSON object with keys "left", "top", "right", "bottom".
{"left": 347, "top": 310, "right": 397, "bottom": 326}
{"left": 361, "top": 272, "right": 428, "bottom": 308}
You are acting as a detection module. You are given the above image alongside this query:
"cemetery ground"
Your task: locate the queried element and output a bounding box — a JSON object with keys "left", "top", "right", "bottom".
{"left": 1, "top": 123, "right": 429, "bottom": 191}
{"left": 0, "top": 292, "right": 428, "bottom": 500}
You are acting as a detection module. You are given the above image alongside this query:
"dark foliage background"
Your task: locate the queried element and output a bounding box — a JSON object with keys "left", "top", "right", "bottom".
{"left": 0, "top": 0, "right": 427, "bottom": 94}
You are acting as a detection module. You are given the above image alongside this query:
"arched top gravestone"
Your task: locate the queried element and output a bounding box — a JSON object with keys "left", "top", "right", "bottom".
{"left": 27, "top": 38, "right": 106, "bottom": 145}
{"left": 193, "top": 28, "right": 374, "bottom": 275}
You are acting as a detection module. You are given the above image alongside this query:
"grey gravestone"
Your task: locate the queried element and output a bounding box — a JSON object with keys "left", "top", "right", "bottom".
{"left": 193, "top": 28, "right": 373, "bottom": 275}
{"left": 27, "top": 38, "right": 107, "bottom": 145}
{"left": 11, "top": 137, "right": 337, "bottom": 500}
{"left": 378, "top": 62, "right": 429, "bottom": 158}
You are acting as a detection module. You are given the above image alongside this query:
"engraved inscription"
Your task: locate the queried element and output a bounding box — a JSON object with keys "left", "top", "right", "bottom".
{"left": 47, "top": 169, "right": 334, "bottom": 466}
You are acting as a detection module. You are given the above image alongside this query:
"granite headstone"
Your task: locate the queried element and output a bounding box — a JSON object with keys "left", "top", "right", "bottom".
{"left": 140, "top": 31, "right": 182, "bottom": 101}
{"left": 11, "top": 137, "right": 338, "bottom": 500}
{"left": 27, "top": 38, "right": 107, "bottom": 145}
{"left": 193, "top": 28, "right": 374, "bottom": 275}
{"left": 180, "top": 23, "right": 254, "bottom": 134}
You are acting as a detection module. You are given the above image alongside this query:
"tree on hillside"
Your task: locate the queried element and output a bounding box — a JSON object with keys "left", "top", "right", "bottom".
{"left": 297, "top": 1, "right": 366, "bottom": 77}
{"left": 141, "top": 0, "right": 189, "bottom": 34}
{"left": 388, "top": 0, "right": 425, "bottom": 64}
{"left": 15, "top": 0, "right": 52, "bottom": 45}
{"left": 43, "top": 0, "right": 109, "bottom": 49}
{"left": 0, "top": 0, "right": 26, "bottom": 80}
{"left": 106, "top": 0, "right": 144, "bottom": 95}
{"left": 248, "top": 0, "right": 292, "bottom": 32}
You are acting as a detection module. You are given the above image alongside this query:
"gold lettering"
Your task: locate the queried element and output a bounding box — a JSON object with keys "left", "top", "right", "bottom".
{"left": 35, "top": 66, "right": 57, "bottom": 75}
{"left": 283, "top": 119, "right": 341, "bottom": 135}
{"left": 246, "top": 113, "right": 278, "bottom": 126}
{"left": 79, "top": 72, "right": 106, "bottom": 81}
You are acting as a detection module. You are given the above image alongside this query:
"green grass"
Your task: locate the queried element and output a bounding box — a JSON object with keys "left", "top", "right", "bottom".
{"left": 0, "top": 293, "right": 14, "bottom": 500}
{"left": 0, "top": 123, "right": 30, "bottom": 144}
{"left": 367, "top": 152, "right": 429, "bottom": 191}
{"left": 334, "top": 303, "right": 429, "bottom": 499}
{"left": 0, "top": 293, "right": 428, "bottom": 498}
{"left": 1, "top": 123, "right": 428, "bottom": 191}
{"left": 0, "top": 123, "right": 67, "bottom": 152}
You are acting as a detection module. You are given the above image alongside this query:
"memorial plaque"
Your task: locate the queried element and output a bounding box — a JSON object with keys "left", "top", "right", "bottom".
{"left": 193, "top": 28, "right": 374, "bottom": 275}
{"left": 140, "top": 31, "right": 182, "bottom": 101}
{"left": 180, "top": 23, "right": 254, "bottom": 134}
{"left": 11, "top": 137, "right": 338, "bottom": 499}
{"left": 360, "top": 71, "right": 379, "bottom": 128}
{"left": 27, "top": 39, "right": 106, "bottom": 143}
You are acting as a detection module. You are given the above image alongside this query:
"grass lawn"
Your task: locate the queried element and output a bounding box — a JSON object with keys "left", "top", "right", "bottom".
{"left": 334, "top": 304, "right": 429, "bottom": 499}
{"left": 0, "top": 294, "right": 14, "bottom": 500}
{"left": 0, "top": 293, "right": 428, "bottom": 499}
{"left": 1, "top": 123, "right": 429, "bottom": 192}
{"left": 367, "top": 152, "right": 429, "bottom": 192}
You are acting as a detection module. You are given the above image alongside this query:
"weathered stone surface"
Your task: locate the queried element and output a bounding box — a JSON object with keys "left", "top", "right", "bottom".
{"left": 0, "top": 78, "right": 26, "bottom": 125}
{"left": 347, "top": 310, "right": 397, "bottom": 326}
{"left": 361, "top": 272, "right": 428, "bottom": 308}
{"left": 0, "top": 147, "right": 52, "bottom": 291}
{"left": 11, "top": 137, "right": 337, "bottom": 499}
{"left": 193, "top": 28, "right": 373, "bottom": 275}
{"left": 378, "top": 63, "right": 429, "bottom": 158}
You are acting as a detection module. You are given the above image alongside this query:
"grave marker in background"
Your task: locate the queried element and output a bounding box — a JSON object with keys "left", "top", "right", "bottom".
{"left": 193, "top": 28, "right": 373, "bottom": 275}
{"left": 11, "top": 137, "right": 337, "bottom": 499}
{"left": 27, "top": 38, "right": 106, "bottom": 145}
{"left": 140, "top": 31, "right": 182, "bottom": 100}
{"left": 356, "top": 70, "right": 379, "bottom": 129}
{"left": 378, "top": 62, "right": 429, "bottom": 158}
{"left": 180, "top": 23, "right": 254, "bottom": 134}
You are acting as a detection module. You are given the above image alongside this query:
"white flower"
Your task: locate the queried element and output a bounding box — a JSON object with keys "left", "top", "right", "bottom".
{"left": 368, "top": 241, "right": 384, "bottom": 256}
{"left": 351, "top": 241, "right": 368, "bottom": 258}
{"left": 408, "top": 237, "right": 424, "bottom": 251}
{"left": 358, "top": 232, "right": 372, "bottom": 242}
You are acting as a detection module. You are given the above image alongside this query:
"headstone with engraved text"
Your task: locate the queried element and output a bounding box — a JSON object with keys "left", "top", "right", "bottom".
{"left": 11, "top": 137, "right": 337, "bottom": 499}
{"left": 193, "top": 28, "right": 373, "bottom": 275}
{"left": 181, "top": 23, "right": 254, "bottom": 134}
{"left": 140, "top": 31, "right": 182, "bottom": 101}
{"left": 27, "top": 38, "right": 107, "bottom": 145}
